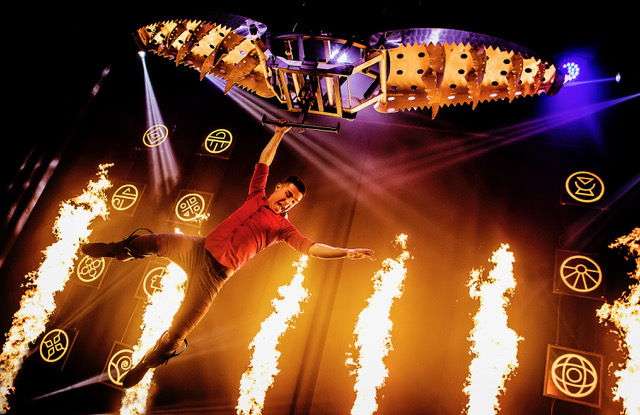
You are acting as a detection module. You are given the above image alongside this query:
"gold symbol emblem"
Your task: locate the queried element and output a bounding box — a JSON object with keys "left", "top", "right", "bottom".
{"left": 142, "top": 124, "right": 169, "bottom": 148}
{"left": 565, "top": 171, "right": 605, "bottom": 203}
{"left": 204, "top": 129, "right": 233, "bottom": 154}
{"left": 560, "top": 255, "right": 602, "bottom": 292}
{"left": 76, "top": 256, "right": 106, "bottom": 283}
{"left": 143, "top": 267, "right": 167, "bottom": 297}
{"left": 111, "top": 184, "right": 139, "bottom": 211}
{"left": 175, "top": 193, "right": 205, "bottom": 222}
{"left": 40, "top": 329, "right": 69, "bottom": 363}
{"left": 551, "top": 353, "right": 598, "bottom": 398}
{"left": 108, "top": 349, "right": 134, "bottom": 386}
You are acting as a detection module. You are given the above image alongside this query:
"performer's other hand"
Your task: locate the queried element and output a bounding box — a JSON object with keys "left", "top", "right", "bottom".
{"left": 275, "top": 120, "right": 292, "bottom": 135}
{"left": 347, "top": 248, "right": 376, "bottom": 261}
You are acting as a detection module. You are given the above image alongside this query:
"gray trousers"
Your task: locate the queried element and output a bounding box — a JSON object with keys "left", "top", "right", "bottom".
{"left": 129, "top": 233, "right": 229, "bottom": 350}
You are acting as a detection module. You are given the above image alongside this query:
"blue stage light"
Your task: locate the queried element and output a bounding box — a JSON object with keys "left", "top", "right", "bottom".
{"left": 616, "top": 73, "right": 621, "bottom": 83}
{"left": 562, "top": 62, "right": 580, "bottom": 82}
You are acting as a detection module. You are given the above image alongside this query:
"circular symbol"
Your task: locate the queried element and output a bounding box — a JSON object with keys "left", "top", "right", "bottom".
{"left": 565, "top": 171, "right": 605, "bottom": 203}
{"left": 143, "top": 266, "right": 168, "bottom": 297}
{"left": 108, "top": 349, "right": 134, "bottom": 386}
{"left": 175, "top": 193, "right": 206, "bottom": 222}
{"left": 560, "top": 255, "right": 602, "bottom": 293}
{"left": 76, "top": 256, "right": 106, "bottom": 283}
{"left": 142, "top": 124, "right": 169, "bottom": 147}
{"left": 204, "top": 129, "right": 233, "bottom": 154}
{"left": 40, "top": 329, "right": 70, "bottom": 363}
{"left": 551, "top": 353, "right": 598, "bottom": 398}
{"left": 111, "top": 184, "right": 139, "bottom": 211}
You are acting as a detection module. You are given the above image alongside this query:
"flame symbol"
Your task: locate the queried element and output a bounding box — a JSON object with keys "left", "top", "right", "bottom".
{"left": 463, "top": 243, "right": 523, "bottom": 415}
{"left": 120, "top": 254, "right": 187, "bottom": 414}
{"left": 0, "top": 164, "right": 113, "bottom": 413}
{"left": 596, "top": 227, "right": 640, "bottom": 415}
{"left": 236, "top": 255, "right": 310, "bottom": 415}
{"left": 347, "top": 234, "right": 410, "bottom": 415}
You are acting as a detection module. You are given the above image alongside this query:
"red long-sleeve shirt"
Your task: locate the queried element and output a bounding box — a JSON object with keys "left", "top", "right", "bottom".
{"left": 204, "top": 163, "right": 315, "bottom": 271}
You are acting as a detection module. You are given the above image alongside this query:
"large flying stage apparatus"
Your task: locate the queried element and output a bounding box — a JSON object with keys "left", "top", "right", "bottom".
{"left": 133, "top": 12, "right": 564, "bottom": 124}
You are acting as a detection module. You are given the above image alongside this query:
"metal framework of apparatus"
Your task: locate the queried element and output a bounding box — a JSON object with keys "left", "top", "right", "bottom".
{"left": 134, "top": 12, "right": 564, "bottom": 120}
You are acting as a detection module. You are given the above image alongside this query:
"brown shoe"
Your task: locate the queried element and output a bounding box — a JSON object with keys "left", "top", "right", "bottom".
{"left": 122, "top": 333, "right": 187, "bottom": 388}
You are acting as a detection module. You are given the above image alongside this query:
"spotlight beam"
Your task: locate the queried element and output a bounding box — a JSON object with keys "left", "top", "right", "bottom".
{"left": 31, "top": 373, "right": 108, "bottom": 400}
{"left": 365, "top": 92, "right": 640, "bottom": 182}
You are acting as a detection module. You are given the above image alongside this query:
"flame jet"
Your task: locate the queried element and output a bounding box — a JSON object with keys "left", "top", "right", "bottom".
{"left": 597, "top": 228, "right": 640, "bottom": 415}
{"left": 463, "top": 243, "right": 522, "bottom": 415}
{"left": 236, "top": 255, "right": 310, "bottom": 415}
{"left": 347, "top": 234, "right": 410, "bottom": 415}
{"left": 0, "top": 164, "right": 113, "bottom": 413}
{"left": 120, "top": 259, "right": 187, "bottom": 415}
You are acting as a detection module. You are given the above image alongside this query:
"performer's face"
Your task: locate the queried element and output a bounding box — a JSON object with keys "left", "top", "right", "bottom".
{"left": 268, "top": 183, "right": 303, "bottom": 214}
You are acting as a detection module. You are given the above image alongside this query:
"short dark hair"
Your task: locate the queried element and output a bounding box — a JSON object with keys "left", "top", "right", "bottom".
{"left": 281, "top": 176, "right": 306, "bottom": 194}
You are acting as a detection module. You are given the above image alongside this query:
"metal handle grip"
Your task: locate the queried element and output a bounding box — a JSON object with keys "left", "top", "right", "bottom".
{"left": 261, "top": 115, "right": 340, "bottom": 134}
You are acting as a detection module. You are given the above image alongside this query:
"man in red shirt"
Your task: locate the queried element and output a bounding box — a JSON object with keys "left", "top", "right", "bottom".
{"left": 82, "top": 124, "right": 375, "bottom": 387}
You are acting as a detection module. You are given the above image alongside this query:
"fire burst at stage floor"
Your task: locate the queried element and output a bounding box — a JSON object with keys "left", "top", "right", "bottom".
{"left": 1, "top": 4, "right": 639, "bottom": 415}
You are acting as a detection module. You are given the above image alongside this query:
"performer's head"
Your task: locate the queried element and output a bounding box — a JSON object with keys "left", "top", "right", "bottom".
{"left": 268, "top": 176, "right": 305, "bottom": 214}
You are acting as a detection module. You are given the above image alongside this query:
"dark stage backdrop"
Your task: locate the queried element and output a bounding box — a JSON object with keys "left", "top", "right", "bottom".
{"left": 1, "top": 3, "right": 637, "bottom": 415}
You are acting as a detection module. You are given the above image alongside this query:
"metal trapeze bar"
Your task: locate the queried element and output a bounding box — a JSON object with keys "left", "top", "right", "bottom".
{"left": 261, "top": 115, "right": 340, "bottom": 134}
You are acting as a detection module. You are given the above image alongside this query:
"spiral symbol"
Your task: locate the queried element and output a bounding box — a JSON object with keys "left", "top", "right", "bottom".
{"left": 108, "top": 349, "right": 134, "bottom": 385}
{"left": 77, "top": 256, "right": 106, "bottom": 283}
{"left": 142, "top": 124, "right": 169, "bottom": 147}
{"left": 551, "top": 353, "right": 598, "bottom": 398}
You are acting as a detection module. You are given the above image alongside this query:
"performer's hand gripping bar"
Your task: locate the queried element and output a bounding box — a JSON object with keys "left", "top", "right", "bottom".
{"left": 261, "top": 115, "right": 340, "bottom": 134}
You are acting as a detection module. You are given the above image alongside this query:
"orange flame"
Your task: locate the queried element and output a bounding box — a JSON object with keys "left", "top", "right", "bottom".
{"left": 463, "top": 243, "right": 522, "bottom": 415}
{"left": 120, "top": 229, "right": 187, "bottom": 415}
{"left": 596, "top": 227, "right": 640, "bottom": 415}
{"left": 0, "top": 164, "right": 113, "bottom": 413}
{"left": 236, "top": 255, "right": 309, "bottom": 415}
{"left": 346, "top": 234, "right": 410, "bottom": 415}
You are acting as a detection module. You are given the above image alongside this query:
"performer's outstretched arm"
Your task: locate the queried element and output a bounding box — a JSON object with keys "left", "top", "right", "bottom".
{"left": 308, "top": 243, "right": 376, "bottom": 261}
{"left": 259, "top": 123, "right": 292, "bottom": 166}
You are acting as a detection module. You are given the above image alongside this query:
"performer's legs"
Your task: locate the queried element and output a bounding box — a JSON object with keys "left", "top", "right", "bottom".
{"left": 128, "top": 234, "right": 226, "bottom": 349}
{"left": 120, "top": 234, "right": 228, "bottom": 388}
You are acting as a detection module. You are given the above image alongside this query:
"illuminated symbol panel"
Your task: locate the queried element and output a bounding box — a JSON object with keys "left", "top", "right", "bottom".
{"left": 108, "top": 181, "right": 146, "bottom": 216}
{"left": 143, "top": 266, "right": 167, "bottom": 297}
{"left": 544, "top": 344, "right": 602, "bottom": 408}
{"left": 136, "top": 260, "right": 187, "bottom": 300}
{"left": 553, "top": 250, "right": 605, "bottom": 300}
{"left": 142, "top": 124, "right": 169, "bottom": 147}
{"left": 564, "top": 171, "right": 605, "bottom": 204}
{"left": 76, "top": 256, "right": 106, "bottom": 283}
{"left": 176, "top": 193, "right": 205, "bottom": 222}
{"left": 111, "top": 184, "right": 139, "bottom": 211}
{"left": 102, "top": 341, "right": 134, "bottom": 390}
{"left": 560, "top": 256, "right": 602, "bottom": 293}
{"left": 205, "top": 129, "right": 233, "bottom": 153}
{"left": 39, "top": 329, "right": 70, "bottom": 363}
{"left": 169, "top": 190, "right": 213, "bottom": 226}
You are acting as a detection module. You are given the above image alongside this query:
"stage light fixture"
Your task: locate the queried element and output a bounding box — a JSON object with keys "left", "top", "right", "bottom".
{"left": 562, "top": 62, "right": 581, "bottom": 82}
{"left": 137, "top": 51, "right": 146, "bottom": 58}
{"left": 615, "top": 73, "right": 621, "bottom": 83}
